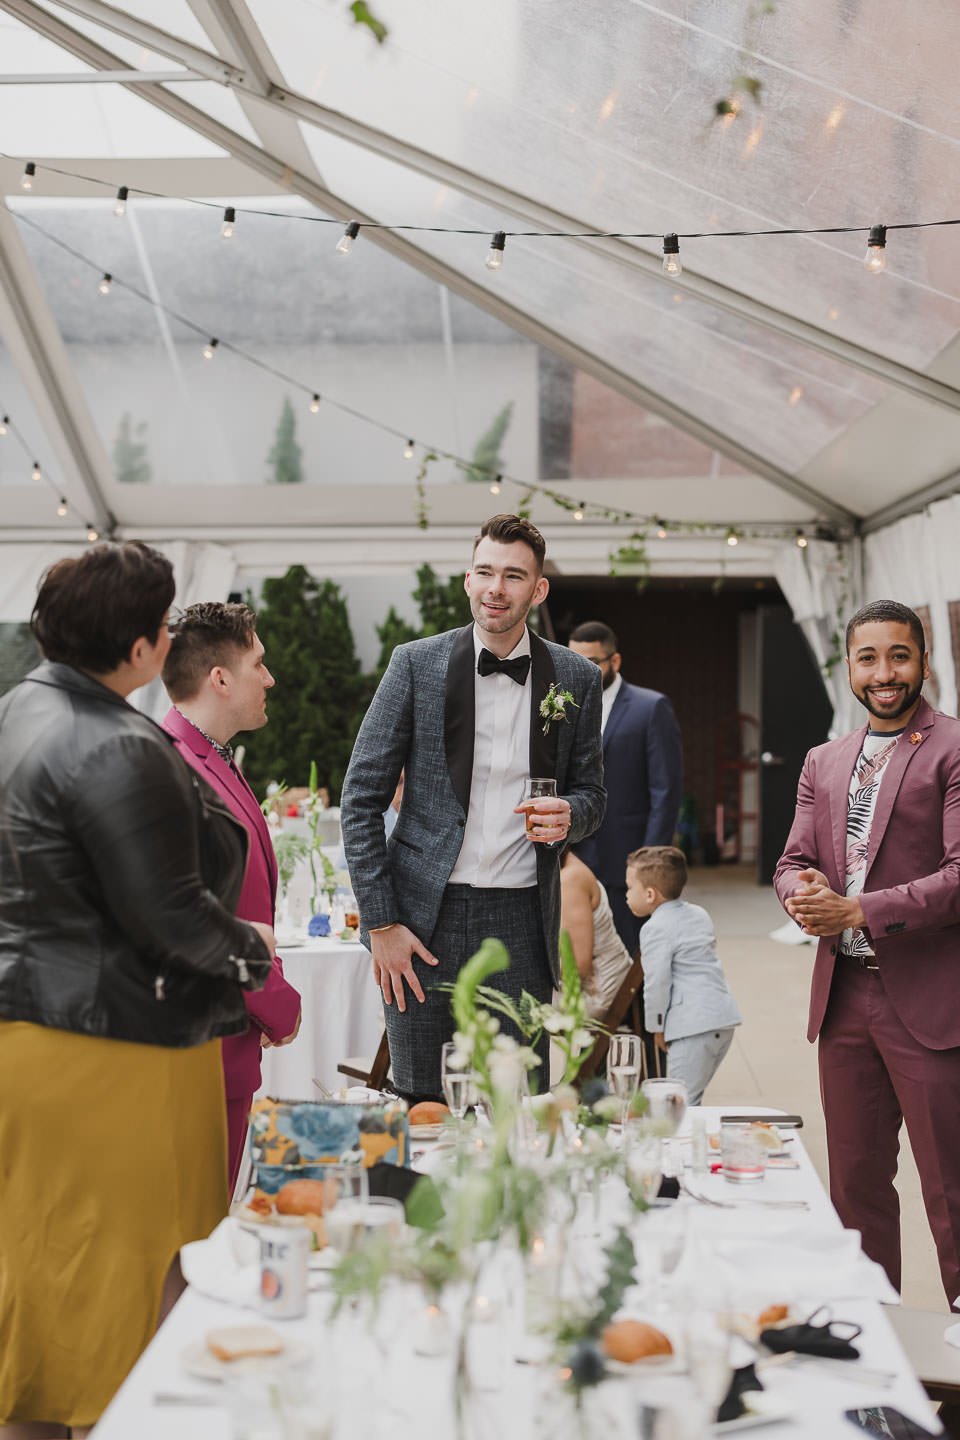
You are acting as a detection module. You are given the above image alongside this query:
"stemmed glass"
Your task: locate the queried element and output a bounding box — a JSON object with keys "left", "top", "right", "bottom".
{"left": 606, "top": 1033, "right": 642, "bottom": 1126}
{"left": 640, "top": 1077, "right": 688, "bottom": 1176}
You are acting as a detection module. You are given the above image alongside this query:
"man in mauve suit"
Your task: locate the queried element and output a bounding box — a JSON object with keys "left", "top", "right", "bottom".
{"left": 775, "top": 599, "right": 960, "bottom": 1306}
{"left": 162, "top": 603, "right": 301, "bottom": 1190}
{"left": 569, "top": 621, "right": 683, "bottom": 953}
{"left": 341, "top": 514, "right": 606, "bottom": 1103}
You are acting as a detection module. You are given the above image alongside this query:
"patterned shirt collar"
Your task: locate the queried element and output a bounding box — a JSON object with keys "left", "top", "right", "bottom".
{"left": 176, "top": 708, "right": 234, "bottom": 766}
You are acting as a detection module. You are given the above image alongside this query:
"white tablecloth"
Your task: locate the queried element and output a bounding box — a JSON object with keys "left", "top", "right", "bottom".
{"left": 259, "top": 937, "right": 383, "bottom": 1099}
{"left": 90, "top": 1109, "right": 943, "bottom": 1440}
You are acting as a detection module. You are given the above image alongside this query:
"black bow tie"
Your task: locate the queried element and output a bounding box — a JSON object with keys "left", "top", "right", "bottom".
{"left": 477, "top": 648, "right": 531, "bottom": 685}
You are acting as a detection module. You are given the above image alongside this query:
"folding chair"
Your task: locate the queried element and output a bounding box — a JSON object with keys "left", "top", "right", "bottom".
{"left": 337, "top": 1029, "right": 392, "bottom": 1091}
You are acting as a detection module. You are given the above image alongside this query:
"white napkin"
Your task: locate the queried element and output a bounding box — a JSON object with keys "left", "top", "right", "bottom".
{"left": 945, "top": 1322, "right": 960, "bottom": 1349}
{"left": 684, "top": 1220, "right": 899, "bottom": 1306}
{"left": 180, "top": 1217, "right": 260, "bottom": 1307}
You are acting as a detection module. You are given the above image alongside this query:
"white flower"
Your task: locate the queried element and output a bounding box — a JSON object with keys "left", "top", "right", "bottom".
{"left": 492, "top": 1033, "right": 519, "bottom": 1053}
{"left": 543, "top": 1013, "right": 565, "bottom": 1034}
{"left": 572, "top": 1028, "right": 593, "bottom": 1050}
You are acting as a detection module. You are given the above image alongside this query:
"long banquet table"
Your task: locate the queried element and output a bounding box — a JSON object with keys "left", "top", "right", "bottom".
{"left": 260, "top": 936, "right": 383, "bottom": 1099}
{"left": 90, "top": 1107, "right": 943, "bottom": 1440}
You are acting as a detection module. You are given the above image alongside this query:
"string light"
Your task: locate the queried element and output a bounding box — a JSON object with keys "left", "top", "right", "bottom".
{"left": 309, "top": 393, "right": 321, "bottom": 413}
{"left": 335, "top": 221, "right": 360, "bottom": 256}
{"left": 56, "top": 497, "right": 68, "bottom": 517}
{"left": 31, "top": 462, "right": 41, "bottom": 481}
{"left": 21, "top": 162, "right": 35, "bottom": 191}
{"left": 485, "top": 231, "right": 506, "bottom": 271}
{"left": 403, "top": 439, "right": 415, "bottom": 459}
{"left": 573, "top": 501, "right": 585, "bottom": 521}
{"left": 864, "top": 224, "right": 887, "bottom": 273}
{"left": 87, "top": 527, "right": 99, "bottom": 542}
{"left": 489, "top": 474, "right": 502, "bottom": 495}
{"left": 796, "top": 529, "right": 808, "bottom": 548}
{"left": 0, "top": 416, "right": 7, "bottom": 436}
{"left": 726, "top": 527, "right": 739, "bottom": 546}
{"left": 662, "top": 233, "right": 682, "bottom": 276}
{"left": 113, "top": 186, "right": 128, "bottom": 218}
{"left": 221, "top": 206, "right": 236, "bottom": 240}
{"left": 202, "top": 338, "right": 219, "bottom": 359}
{"left": 98, "top": 272, "right": 112, "bottom": 295}
{"left": 655, "top": 518, "right": 668, "bottom": 539}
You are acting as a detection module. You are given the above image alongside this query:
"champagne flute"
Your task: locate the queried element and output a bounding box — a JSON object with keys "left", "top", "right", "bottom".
{"left": 607, "top": 1032, "right": 642, "bottom": 1126}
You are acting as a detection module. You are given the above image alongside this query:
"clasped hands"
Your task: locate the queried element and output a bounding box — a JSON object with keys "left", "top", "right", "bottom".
{"left": 785, "top": 868, "right": 865, "bottom": 937}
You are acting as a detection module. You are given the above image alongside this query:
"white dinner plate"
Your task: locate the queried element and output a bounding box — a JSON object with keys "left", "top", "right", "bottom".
{"left": 409, "top": 1123, "right": 446, "bottom": 1141}
{"left": 180, "top": 1337, "right": 311, "bottom": 1382}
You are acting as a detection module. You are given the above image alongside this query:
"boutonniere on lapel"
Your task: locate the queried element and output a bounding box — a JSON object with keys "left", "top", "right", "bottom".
{"left": 909, "top": 732, "right": 924, "bottom": 746}
{"left": 539, "top": 682, "right": 579, "bottom": 736}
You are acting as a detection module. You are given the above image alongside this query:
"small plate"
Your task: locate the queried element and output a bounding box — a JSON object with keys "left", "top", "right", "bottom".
{"left": 410, "top": 1123, "right": 446, "bottom": 1141}
{"left": 180, "top": 1337, "right": 311, "bottom": 1382}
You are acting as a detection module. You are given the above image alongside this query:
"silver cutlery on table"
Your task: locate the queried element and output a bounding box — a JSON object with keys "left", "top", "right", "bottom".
{"left": 680, "top": 1178, "right": 810, "bottom": 1210}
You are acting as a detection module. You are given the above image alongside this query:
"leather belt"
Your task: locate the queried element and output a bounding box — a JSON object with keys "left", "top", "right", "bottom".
{"left": 840, "top": 950, "right": 879, "bottom": 971}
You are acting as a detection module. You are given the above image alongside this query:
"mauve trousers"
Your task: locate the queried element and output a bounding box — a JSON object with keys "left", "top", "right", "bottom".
{"left": 819, "top": 958, "right": 960, "bottom": 1307}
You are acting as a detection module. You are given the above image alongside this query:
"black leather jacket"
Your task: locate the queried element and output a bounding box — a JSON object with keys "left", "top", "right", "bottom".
{"left": 0, "top": 662, "right": 271, "bottom": 1046}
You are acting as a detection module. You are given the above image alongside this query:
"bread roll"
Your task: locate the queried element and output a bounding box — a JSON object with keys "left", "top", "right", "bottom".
{"left": 601, "top": 1320, "right": 673, "bottom": 1363}
{"left": 275, "top": 1178, "right": 329, "bottom": 1216}
{"left": 409, "top": 1101, "right": 450, "bottom": 1125}
{"left": 757, "top": 1304, "right": 789, "bottom": 1327}
{"left": 207, "top": 1325, "right": 285, "bottom": 1362}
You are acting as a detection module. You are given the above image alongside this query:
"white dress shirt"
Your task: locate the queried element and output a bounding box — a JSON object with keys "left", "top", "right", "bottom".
{"left": 448, "top": 625, "right": 537, "bottom": 889}
{"left": 600, "top": 671, "right": 622, "bottom": 735}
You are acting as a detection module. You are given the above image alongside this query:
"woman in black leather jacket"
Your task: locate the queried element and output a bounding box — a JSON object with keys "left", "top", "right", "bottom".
{"left": 0, "top": 542, "right": 273, "bottom": 1439}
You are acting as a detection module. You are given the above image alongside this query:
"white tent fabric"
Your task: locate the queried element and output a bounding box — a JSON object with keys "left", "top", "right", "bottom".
{"left": 773, "top": 541, "right": 859, "bottom": 737}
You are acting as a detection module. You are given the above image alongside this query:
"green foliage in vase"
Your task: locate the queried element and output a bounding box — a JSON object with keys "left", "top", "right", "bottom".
{"left": 272, "top": 831, "right": 309, "bottom": 895}
{"left": 267, "top": 397, "right": 304, "bottom": 485}
{"left": 240, "top": 566, "right": 368, "bottom": 801}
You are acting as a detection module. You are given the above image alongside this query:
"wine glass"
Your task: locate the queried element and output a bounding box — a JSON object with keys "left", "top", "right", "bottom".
{"left": 625, "top": 1131, "right": 663, "bottom": 1205}
{"left": 640, "top": 1078, "right": 688, "bottom": 1176}
{"left": 441, "top": 1041, "right": 477, "bottom": 1122}
{"left": 606, "top": 1032, "right": 642, "bottom": 1126}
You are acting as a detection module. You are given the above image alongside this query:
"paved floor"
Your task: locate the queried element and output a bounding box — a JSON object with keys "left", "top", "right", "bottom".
{"left": 686, "top": 864, "right": 946, "bottom": 1313}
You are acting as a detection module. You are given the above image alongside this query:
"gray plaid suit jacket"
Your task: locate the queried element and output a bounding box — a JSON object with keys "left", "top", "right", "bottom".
{"left": 340, "top": 624, "right": 606, "bottom": 984}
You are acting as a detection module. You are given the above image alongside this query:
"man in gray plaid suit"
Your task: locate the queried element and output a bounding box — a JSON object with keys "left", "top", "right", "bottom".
{"left": 341, "top": 515, "right": 606, "bottom": 1101}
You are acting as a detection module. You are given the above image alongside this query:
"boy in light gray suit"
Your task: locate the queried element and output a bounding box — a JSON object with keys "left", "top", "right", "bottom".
{"left": 341, "top": 515, "right": 606, "bottom": 1103}
{"left": 627, "top": 846, "right": 741, "bottom": 1105}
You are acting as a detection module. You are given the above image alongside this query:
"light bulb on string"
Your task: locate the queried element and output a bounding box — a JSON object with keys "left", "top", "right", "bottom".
{"left": 98, "top": 272, "right": 112, "bottom": 296}
{"left": 114, "top": 186, "right": 128, "bottom": 218}
{"left": 864, "top": 224, "right": 887, "bottom": 273}
{"left": 662, "top": 233, "right": 682, "bottom": 276}
{"left": 489, "top": 474, "right": 502, "bottom": 495}
{"left": 309, "top": 393, "right": 321, "bottom": 413}
{"left": 31, "top": 462, "right": 41, "bottom": 482}
{"left": 221, "top": 207, "right": 236, "bottom": 239}
{"left": 726, "top": 527, "right": 739, "bottom": 546}
{"left": 56, "top": 497, "right": 68, "bottom": 517}
{"left": 0, "top": 416, "right": 8, "bottom": 436}
{"left": 202, "top": 338, "right": 219, "bottom": 360}
{"left": 485, "top": 231, "right": 506, "bottom": 271}
{"left": 573, "top": 501, "right": 585, "bottom": 522}
{"left": 336, "top": 221, "right": 360, "bottom": 256}
{"left": 796, "top": 529, "right": 808, "bottom": 548}
{"left": 403, "top": 439, "right": 415, "bottom": 460}
{"left": 655, "top": 518, "right": 668, "bottom": 540}
{"left": 21, "top": 162, "right": 35, "bottom": 191}
{"left": 87, "top": 527, "right": 99, "bottom": 543}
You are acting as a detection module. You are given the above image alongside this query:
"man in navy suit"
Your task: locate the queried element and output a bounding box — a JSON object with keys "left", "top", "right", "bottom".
{"left": 569, "top": 621, "right": 683, "bottom": 953}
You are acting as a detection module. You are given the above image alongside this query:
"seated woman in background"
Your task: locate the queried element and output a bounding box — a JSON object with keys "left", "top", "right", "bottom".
{"left": 560, "top": 849, "right": 633, "bottom": 1019}
{"left": 0, "top": 542, "right": 274, "bottom": 1440}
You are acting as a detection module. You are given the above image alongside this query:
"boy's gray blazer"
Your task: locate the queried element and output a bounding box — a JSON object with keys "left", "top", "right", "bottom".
{"left": 341, "top": 625, "right": 606, "bottom": 984}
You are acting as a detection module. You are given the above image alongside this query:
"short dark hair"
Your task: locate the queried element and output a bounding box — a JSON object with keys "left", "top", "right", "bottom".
{"left": 626, "top": 845, "right": 687, "bottom": 899}
{"left": 570, "top": 621, "right": 618, "bottom": 652}
{"left": 31, "top": 541, "right": 174, "bottom": 673}
{"left": 163, "top": 601, "right": 257, "bottom": 701}
{"left": 473, "top": 514, "right": 546, "bottom": 573}
{"left": 845, "top": 600, "right": 925, "bottom": 656}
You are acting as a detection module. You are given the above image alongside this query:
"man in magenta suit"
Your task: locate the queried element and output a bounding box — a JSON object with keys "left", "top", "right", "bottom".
{"left": 775, "top": 599, "right": 960, "bottom": 1306}
{"left": 162, "top": 602, "right": 301, "bottom": 1190}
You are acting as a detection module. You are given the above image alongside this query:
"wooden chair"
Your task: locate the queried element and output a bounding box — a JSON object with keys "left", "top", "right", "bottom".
{"left": 337, "top": 1029, "right": 392, "bottom": 1091}
{"left": 576, "top": 954, "right": 646, "bottom": 1085}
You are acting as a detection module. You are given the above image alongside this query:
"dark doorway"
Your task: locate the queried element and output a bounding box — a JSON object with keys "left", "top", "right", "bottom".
{"left": 756, "top": 603, "right": 833, "bottom": 883}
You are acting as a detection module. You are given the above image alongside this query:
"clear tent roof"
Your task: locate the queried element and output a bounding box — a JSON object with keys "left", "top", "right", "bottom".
{"left": 1, "top": 0, "right": 959, "bottom": 551}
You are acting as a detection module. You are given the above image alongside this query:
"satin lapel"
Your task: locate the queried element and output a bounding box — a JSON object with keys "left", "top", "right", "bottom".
{"left": 444, "top": 626, "right": 476, "bottom": 817}
{"left": 204, "top": 750, "right": 278, "bottom": 899}
{"left": 601, "top": 681, "right": 629, "bottom": 751}
{"left": 529, "top": 631, "right": 558, "bottom": 779}
{"left": 864, "top": 704, "right": 935, "bottom": 877}
{"left": 829, "top": 725, "right": 868, "bottom": 887}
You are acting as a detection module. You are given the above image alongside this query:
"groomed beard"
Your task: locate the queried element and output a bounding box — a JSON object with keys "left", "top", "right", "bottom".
{"left": 855, "top": 676, "right": 924, "bottom": 723}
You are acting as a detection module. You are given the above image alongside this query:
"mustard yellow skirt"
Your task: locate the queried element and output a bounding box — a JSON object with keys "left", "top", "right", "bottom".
{"left": 0, "top": 1020, "right": 228, "bottom": 1427}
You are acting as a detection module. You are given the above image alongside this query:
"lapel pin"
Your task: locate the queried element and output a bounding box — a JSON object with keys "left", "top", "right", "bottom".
{"left": 909, "top": 732, "right": 924, "bottom": 745}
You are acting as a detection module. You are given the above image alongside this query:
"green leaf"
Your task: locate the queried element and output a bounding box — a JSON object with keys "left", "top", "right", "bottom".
{"left": 405, "top": 1175, "right": 445, "bottom": 1231}
{"left": 461, "top": 402, "right": 514, "bottom": 486}
{"left": 348, "top": 0, "right": 387, "bottom": 43}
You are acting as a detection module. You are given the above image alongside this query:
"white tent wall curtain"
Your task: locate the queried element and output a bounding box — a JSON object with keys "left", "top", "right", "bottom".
{"left": 773, "top": 540, "right": 861, "bottom": 737}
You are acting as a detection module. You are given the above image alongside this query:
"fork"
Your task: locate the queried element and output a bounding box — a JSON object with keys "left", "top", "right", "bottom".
{"left": 679, "top": 1177, "right": 810, "bottom": 1211}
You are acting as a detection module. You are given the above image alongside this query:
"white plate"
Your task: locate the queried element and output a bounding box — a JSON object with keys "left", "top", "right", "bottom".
{"left": 180, "top": 1337, "right": 311, "bottom": 1382}
{"left": 410, "top": 1123, "right": 446, "bottom": 1141}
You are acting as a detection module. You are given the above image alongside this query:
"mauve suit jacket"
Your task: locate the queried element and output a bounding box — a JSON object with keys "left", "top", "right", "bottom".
{"left": 340, "top": 625, "right": 606, "bottom": 985}
{"left": 773, "top": 698, "right": 960, "bottom": 1049}
{"left": 162, "top": 708, "right": 301, "bottom": 1097}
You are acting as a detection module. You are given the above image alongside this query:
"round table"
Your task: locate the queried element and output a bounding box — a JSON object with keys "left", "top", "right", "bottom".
{"left": 258, "top": 936, "right": 384, "bottom": 1100}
